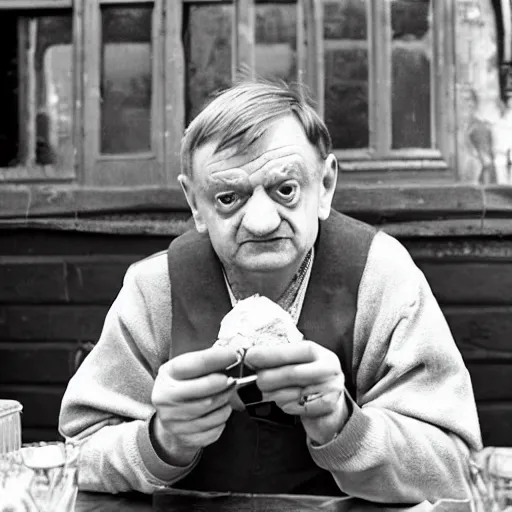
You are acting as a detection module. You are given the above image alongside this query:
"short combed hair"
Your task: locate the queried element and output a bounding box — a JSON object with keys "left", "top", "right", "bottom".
{"left": 180, "top": 80, "right": 332, "bottom": 178}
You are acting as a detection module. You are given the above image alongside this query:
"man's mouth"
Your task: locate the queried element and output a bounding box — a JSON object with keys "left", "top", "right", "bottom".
{"left": 243, "top": 237, "right": 288, "bottom": 244}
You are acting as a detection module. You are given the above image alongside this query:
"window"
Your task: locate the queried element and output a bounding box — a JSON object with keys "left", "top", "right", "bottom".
{"left": 0, "top": 7, "right": 74, "bottom": 182}
{"left": 82, "top": 0, "right": 166, "bottom": 187}
{"left": 184, "top": 1, "right": 321, "bottom": 123}
{"left": 323, "top": 0, "right": 455, "bottom": 173}
{"left": 184, "top": 3, "right": 233, "bottom": 123}
{"left": 0, "top": 0, "right": 466, "bottom": 219}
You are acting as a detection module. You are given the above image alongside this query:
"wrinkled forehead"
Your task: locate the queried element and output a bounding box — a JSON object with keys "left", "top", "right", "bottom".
{"left": 194, "top": 145, "right": 318, "bottom": 194}
{"left": 190, "top": 115, "right": 321, "bottom": 186}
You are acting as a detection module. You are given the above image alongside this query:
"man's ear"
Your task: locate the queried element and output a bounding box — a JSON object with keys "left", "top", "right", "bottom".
{"left": 178, "top": 174, "right": 207, "bottom": 233}
{"left": 318, "top": 154, "right": 338, "bottom": 221}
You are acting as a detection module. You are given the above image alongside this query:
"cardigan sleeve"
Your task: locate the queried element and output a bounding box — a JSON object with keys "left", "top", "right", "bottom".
{"left": 308, "top": 231, "right": 483, "bottom": 504}
{"left": 58, "top": 253, "right": 199, "bottom": 494}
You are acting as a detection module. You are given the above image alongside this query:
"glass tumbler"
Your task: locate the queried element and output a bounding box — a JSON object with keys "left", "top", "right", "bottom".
{"left": 0, "top": 441, "right": 80, "bottom": 512}
{"left": 0, "top": 400, "right": 22, "bottom": 454}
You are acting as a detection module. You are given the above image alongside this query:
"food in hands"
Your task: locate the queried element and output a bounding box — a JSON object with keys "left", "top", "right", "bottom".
{"left": 214, "top": 294, "right": 303, "bottom": 367}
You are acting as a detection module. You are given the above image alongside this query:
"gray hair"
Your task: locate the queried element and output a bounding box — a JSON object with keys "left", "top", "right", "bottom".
{"left": 180, "top": 80, "right": 332, "bottom": 178}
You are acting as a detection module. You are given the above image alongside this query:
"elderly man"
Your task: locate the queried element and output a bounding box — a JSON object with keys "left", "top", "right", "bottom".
{"left": 59, "top": 81, "right": 482, "bottom": 503}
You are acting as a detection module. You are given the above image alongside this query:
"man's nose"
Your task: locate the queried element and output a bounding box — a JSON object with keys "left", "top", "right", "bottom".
{"left": 241, "top": 188, "right": 281, "bottom": 237}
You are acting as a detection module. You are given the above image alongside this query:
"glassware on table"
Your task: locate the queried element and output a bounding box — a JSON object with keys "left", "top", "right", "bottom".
{"left": 0, "top": 441, "right": 80, "bottom": 512}
{"left": 469, "top": 447, "right": 512, "bottom": 512}
{"left": 0, "top": 400, "right": 22, "bottom": 454}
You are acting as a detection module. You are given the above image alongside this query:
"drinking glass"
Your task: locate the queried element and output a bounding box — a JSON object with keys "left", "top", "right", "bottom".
{"left": 0, "top": 400, "right": 22, "bottom": 454}
{"left": 0, "top": 441, "right": 80, "bottom": 512}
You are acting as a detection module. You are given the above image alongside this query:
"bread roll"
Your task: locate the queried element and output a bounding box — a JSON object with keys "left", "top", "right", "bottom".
{"left": 214, "top": 294, "right": 303, "bottom": 362}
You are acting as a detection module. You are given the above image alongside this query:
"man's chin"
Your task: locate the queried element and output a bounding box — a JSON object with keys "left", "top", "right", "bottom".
{"left": 235, "top": 253, "right": 296, "bottom": 273}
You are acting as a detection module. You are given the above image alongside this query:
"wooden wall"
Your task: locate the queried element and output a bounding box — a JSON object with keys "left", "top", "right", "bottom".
{"left": 0, "top": 227, "right": 511, "bottom": 447}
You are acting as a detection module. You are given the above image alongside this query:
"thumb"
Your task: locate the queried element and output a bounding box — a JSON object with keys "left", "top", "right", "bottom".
{"left": 229, "top": 391, "right": 245, "bottom": 412}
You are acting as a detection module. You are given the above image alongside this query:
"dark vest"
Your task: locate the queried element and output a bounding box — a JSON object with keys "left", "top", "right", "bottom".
{"left": 167, "top": 210, "right": 375, "bottom": 494}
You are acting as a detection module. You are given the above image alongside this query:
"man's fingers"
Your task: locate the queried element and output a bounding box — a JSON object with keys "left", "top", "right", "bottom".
{"left": 245, "top": 342, "right": 317, "bottom": 370}
{"left": 167, "top": 347, "right": 239, "bottom": 379}
{"left": 262, "top": 387, "right": 302, "bottom": 406}
{"left": 257, "top": 361, "right": 340, "bottom": 391}
{"left": 173, "top": 404, "right": 233, "bottom": 435}
{"left": 178, "top": 425, "right": 227, "bottom": 451}
{"left": 162, "top": 387, "right": 236, "bottom": 420}
{"left": 276, "top": 389, "right": 342, "bottom": 418}
{"left": 299, "top": 389, "right": 343, "bottom": 418}
{"left": 167, "top": 373, "right": 235, "bottom": 402}
{"left": 229, "top": 392, "right": 246, "bottom": 412}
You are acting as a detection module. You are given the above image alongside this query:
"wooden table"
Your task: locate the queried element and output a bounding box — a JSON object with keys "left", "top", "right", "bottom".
{"left": 75, "top": 490, "right": 473, "bottom": 512}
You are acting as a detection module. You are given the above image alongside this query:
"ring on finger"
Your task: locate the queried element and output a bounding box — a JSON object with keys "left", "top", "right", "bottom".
{"left": 298, "top": 392, "right": 323, "bottom": 407}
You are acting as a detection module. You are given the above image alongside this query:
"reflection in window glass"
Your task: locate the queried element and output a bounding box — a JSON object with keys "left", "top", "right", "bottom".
{"left": 101, "top": 5, "right": 152, "bottom": 154}
{"left": 0, "top": 12, "right": 73, "bottom": 169}
{"left": 391, "top": 0, "right": 432, "bottom": 149}
{"left": 323, "top": 0, "right": 369, "bottom": 149}
{"left": 185, "top": 5, "right": 232, "bottom": 124}
{"left": 38, "top": 15, "right": 73, "bottom": 168}
{"left": 255, "top": 4, "right": 297, "bottom": 83}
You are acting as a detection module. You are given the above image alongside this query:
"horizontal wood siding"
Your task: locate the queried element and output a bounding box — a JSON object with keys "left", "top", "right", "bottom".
{"left": 0, "top": 227, "right": 511, "bottom": 447}
{"left": 403, "top": 236, "right": 512, "bottom": 447}
{"left": 0, "top": 230, "right": 171, "bottom": 443}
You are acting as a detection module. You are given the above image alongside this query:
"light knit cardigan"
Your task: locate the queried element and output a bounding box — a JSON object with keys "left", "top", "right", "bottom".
{"left": 59, "top": 230, "right": 482, "bottom": 503}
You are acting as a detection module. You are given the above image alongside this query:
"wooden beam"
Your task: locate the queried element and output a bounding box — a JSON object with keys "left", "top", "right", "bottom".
{"left": 0, "top": 215, "right": 192, "bottom": 236}
{"left": 0, "top": 184, "right": 487, "bottom": 219}
{"left": 0, "top": 0, "right": 71, "bottom": 7}
{"left": 370, "top": 0, "right": 391, "bottom": 155}
{"left": 0, "top": 186, "right": 189, "bottom": 218}
{"left": 483, "top": 185, "right": 512, "bottom": 212}
{"left": 73, "top": 0, "right": 84, "bottom": 183}
{"left": 82, "top": 0, "right": 100, "bottom": 182}
{"left": 17, "top": 18, "right": 37, "bottom": 168}
{"left": 165, "top": 0, "right": 185, "bottom": 186}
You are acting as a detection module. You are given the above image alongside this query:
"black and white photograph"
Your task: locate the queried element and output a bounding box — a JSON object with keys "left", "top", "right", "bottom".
{"left": 1, "top": 1, "right": 512, "bottom": 511}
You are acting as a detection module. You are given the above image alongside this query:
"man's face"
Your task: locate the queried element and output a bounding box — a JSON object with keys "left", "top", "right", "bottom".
{"left": 180, "top": 115, "right": 337, "bottom": 275}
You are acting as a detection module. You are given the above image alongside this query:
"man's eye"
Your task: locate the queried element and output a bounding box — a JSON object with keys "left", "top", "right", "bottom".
{"left": 275, "top": 182, "right": 299, "bottom": 203}
{"left": 216, "top": 192, "right": 239, "bottom": 207}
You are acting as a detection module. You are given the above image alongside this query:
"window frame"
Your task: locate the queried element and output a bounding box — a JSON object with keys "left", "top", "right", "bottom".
{"left": 81, "top": 0, "right": 167, "bottom": 187}
{"left": 0, "top": 0, "right": 71, "bottom": 6}
{"left": 0, "top": 1, "right": 76, "bottom": 183}
{"left": 0, "top": 0, "right": 510, "bottom": 229}
{"left": 331, "top": 0, "right": 456, "bottom": 175}
{"left": 0, "top": 0, "right": 324, "bottom": 216}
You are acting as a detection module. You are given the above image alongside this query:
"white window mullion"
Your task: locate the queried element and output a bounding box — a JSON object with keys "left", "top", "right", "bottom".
{"left": 73, "top": 0, "right": 85, "bottom": 182}
{"left": 82, "top": 0, "right": 100, "bottom": 185}
{"left": 370, "top": 0, "right": 391, "bottom": 156}
{"left": 17, "top": 18, "right": 36, "bottom": 168}
{"left": 297, "top": 0, "right": 324, "bottom": 117}
{"left": 430, "top": 0, "right": 439, "bottom": 151}
{"left": 164, "top": 0, "right": 184, "bottom": 186}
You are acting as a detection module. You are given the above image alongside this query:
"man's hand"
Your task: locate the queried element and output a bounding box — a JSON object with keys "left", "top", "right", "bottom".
{"left": 244, "top": 341, "right": 349, "bottom": 445}
{"left": 151, "top": 347, "right": 239, "bottom": 466}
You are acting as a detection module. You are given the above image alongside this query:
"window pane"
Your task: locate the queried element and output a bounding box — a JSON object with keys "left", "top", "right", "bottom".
{"left": 185, "top": 5, "right": 232, "bottom": 124}
{"left": 0, "top": 11, "right": 73, "bottom": 169}
{"left": 323, "top": 0, "right": 369, "bottom": 149}
{"left": 101, "top": 5, "right": 153, "bottom": 155}
{"left": 255, "top": 4, "right": 297, "bottom": 83}
{"left": 36, "top": 14, "right": 73, "bottom": 167}
{"left": 0, "top": 14, "right": 19, "bottom": 167}
{"left": 391, "top": 0, "right": 432, "bottom": 149}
